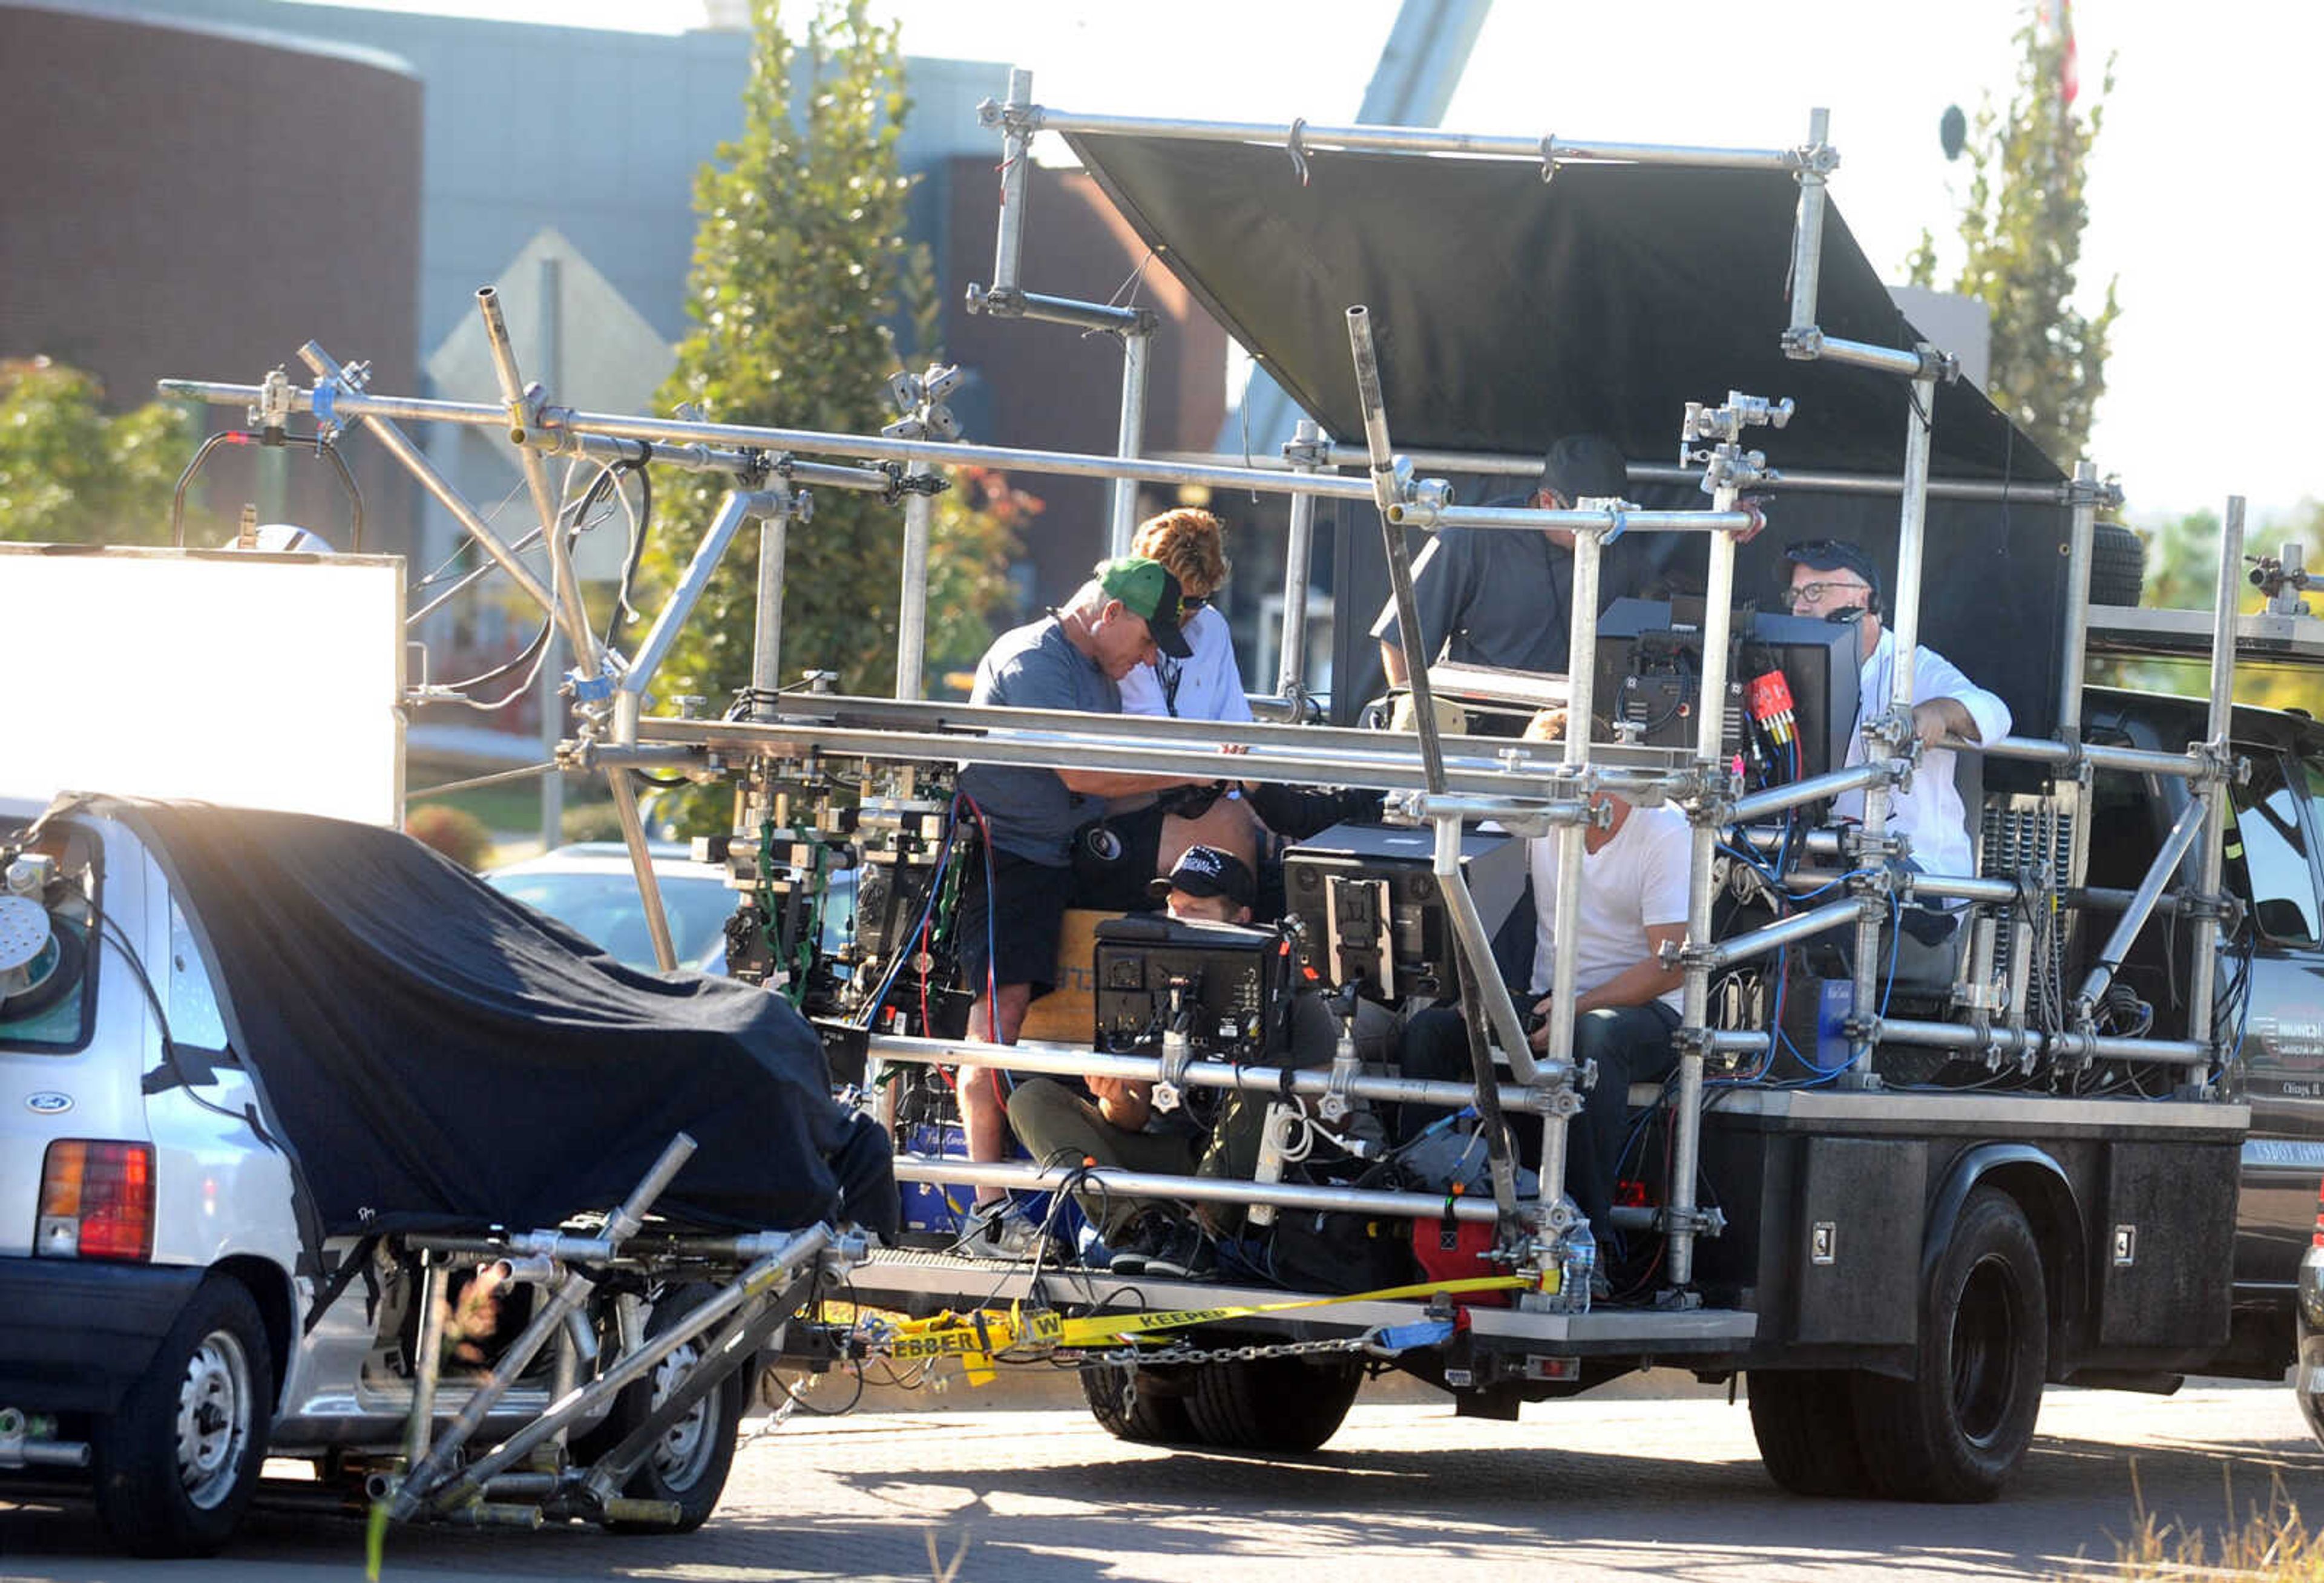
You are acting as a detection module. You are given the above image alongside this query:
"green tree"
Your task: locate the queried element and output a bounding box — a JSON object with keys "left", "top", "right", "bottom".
{"left": 636, "top": 0, "right": 1017, "bottom": 739}
{"left": 2101, "top": 502, "right": 2324, "bottom": 708}
{"left": 1908, "top": 5, "right": 2119, "bottom": 468}
{"left": 0, "top": 357, "right": 194, "bottom": 544}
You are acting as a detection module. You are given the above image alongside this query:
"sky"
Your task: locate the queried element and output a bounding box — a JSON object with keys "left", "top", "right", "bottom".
{"left": 279, "top": 0, "right": 2320, "bottom": 531}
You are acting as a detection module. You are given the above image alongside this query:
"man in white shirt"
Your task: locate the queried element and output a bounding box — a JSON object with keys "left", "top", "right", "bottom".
{"left": 1400, "top": 779, "right": 1690, "bottom": 1250}
{"left": 1779, "top": 539, "right": 2012, "bottom": 909}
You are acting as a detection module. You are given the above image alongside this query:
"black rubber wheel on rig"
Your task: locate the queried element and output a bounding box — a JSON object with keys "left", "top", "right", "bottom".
{"left": 2089, "top": 521, "right": 2145, "bottom": 607}
{"left": 92, "top": 1274, "right": 273, "bottom": 1557}
{"left": 1748, "top": 1369, "right": 1876, "bottom": 1496}
{"left": 1181, "top": 1354, "right": 1364, "bottom": 1452}
{"left": 1850, "top": 1187, "right": 2048, "bottom": 1502}
{"left": 1079, "top": 1360, "right": 1200, "bottom": 1444}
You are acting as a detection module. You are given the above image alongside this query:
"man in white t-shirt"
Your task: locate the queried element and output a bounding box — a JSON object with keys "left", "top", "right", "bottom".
{"left": 1400, "top": 786, "right": 1690, "bottom": 1249}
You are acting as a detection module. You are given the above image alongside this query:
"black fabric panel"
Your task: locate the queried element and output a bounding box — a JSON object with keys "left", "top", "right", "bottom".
{"left": 120, "top": 804, "right": 896, "bottom": 1239}
{"left": 1065, "top": 134, "right": 2061, "bottom": 484}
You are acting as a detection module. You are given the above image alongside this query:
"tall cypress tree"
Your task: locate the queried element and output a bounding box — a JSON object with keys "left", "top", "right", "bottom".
{"left": 637, "top": 0, "right": 1015, "bottom": 729}
{"left": 1908, "top": 3, "right": 2118, "bottom": 467}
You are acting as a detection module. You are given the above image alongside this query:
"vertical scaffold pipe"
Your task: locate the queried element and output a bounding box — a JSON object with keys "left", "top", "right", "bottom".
{"left": 897, "top": 468, "right": 932, "bottom": 700}
{"left": 992, "top": 68, "right": 1033, "bottom": 296}
{"left": 1109, "top": 327, "right": 1151, "bottom": 559}
{"left": 1786, "top": 108, "right": 1832, "bottom": 342}
{"left": 1278, "top": 419, "right": 1321, "bottom": 699}
{"left": 1667, "top": 494, "right": 1739, "bottom": 1290}
{"left": 2187, "top": 496, "right": 2246, "bottom": 1059}
{"left": 751, "top": 512, "right": 790, "bottom": 721}
{"left": 2058, "top": 460, "right": 2098, "bottom": 741}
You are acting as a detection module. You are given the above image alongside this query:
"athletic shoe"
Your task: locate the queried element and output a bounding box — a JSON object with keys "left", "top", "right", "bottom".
{"left": 1138, "top": 1219, "right": 1215, "bottom": 1280}
{"left": 1104, "top": 1210, "right": 1176, "bottom": 1274}
{"left": 954, "top": 1199, "right": 1044, "bottom": 1260}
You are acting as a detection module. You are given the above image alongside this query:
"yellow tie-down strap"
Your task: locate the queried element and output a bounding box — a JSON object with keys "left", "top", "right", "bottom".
{"left": 861, "top": 1275, "right": 1528, "bottom": 1386}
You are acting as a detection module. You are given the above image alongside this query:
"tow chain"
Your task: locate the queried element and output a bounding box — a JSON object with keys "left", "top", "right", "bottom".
{"left": 1091, "top": 1333, "right": 1375, "bottom": 1369}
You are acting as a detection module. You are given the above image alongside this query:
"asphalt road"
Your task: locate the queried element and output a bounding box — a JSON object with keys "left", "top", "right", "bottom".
{"left": 5, "top": 1379, "right": 2320, "bottom": 1582}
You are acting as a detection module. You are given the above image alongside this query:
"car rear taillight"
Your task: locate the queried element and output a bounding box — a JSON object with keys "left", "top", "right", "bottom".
{"left": 36, "top": 1140, "right": 154, "bottom": 1261}
{"left": 2313, "top": 1177, "right": 2324, "bottom": 1250}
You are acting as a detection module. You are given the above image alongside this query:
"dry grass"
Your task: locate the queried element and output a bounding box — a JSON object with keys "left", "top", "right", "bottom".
{"left": 2099, "top": 1460, "right": 2324, "bottom": 1580}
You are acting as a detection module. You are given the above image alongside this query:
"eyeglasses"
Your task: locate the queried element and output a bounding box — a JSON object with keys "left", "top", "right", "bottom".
{"left": 1779, "top": 579, "right": 1871, "bottom": 610}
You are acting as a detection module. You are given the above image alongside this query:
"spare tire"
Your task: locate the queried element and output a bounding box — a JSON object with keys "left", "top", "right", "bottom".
{"left": 1182, "top": 1354, "right": 1364, "bottom": 1452}
{"left": 2089, "top": 522, "right": 2145, "bottom": 608}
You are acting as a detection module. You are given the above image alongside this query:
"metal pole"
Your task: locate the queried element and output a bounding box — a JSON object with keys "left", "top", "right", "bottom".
{"left": 2058, "top": 460, "right": 2099, "bottom": 740}
{"left": 1888, "top": 365, "right": 1939, "bottom": 709}
{"left": 622, "top": 490, "right": 766, "bottom": 707}
{"left": 1278, "top": 419, "right": 1321, "bottom": 698}
{"left": 539, "top": 627, "right": 564, "bottom": 849}
{"left": 294, "top": 343, "right": 560, "bottom": 621}
{"left": 2187, "top": 497, "right": 2245, "bottom": 1058}
{"left": 1542, "top": 528, "right": 1601, "bottom": 1079}
{"left": 750, "top": 513, "right": 791, "bottom": 720}
{"left": 1110, "top": 326, "right": 1152, "bottom": 559}
{"left": 896, "top": 465, "right": 932, "bottom": 701}
{"left": 991, "top": 68, "right": 1032, "bottom": 296}
{"left": 1347, "top": 304, "right": 1448, "bottom": 795}
{"left": 607, "top": 765, "right": 675, "bottom": 971}
{"left": 1668, "top": 488, "right": 1740, "bottom": 1290}
{"left": 2074, "top": 794, "right": 2209, "bottom": 1020}
{"left": 1785, "top": 108, "right": 1833, "bottom": 342}
{"left": 894, "top": 1156, "right": 1503, "bottom": 1224}
{"left": 477, "top": 287, "right": 600, "bottom": 674}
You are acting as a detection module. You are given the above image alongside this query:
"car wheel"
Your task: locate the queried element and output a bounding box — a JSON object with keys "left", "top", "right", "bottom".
{"left": 1748, "top": 1369, "right": 1874, "bottom": 1496}
{"left": 582, "top": 1285, "right": 744, "bottom": 1534}
{"left": 2089, "top": 521, "right": 2145, "bottom": 607}
{"left": 1850, "top": 1187, "right": 2047, "bottom": 1502}
{"left": 92, "top": 1275, "right": 273, "bottom": 1557}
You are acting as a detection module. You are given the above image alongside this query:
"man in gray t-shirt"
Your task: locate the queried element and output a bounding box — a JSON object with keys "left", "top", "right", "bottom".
{"left": 951, "top": 557, "right": 1213, "bottom": 1254}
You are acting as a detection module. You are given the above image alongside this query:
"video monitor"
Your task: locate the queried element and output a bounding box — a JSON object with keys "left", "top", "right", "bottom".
{"left": 1281, "top": 823, "right": 1528, "bottom": 1001}
{"left": 1592, "top": 598, "right": 1861, "bottom": 781}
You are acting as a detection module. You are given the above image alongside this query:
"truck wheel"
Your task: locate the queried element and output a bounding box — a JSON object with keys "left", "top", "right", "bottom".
{"left": 1747, "top": 1370, "right": 1873, "bottom": 1496}
{"left": 2089, "top": 522, "right": 2145, "bottom": 607}
{"left": 1851, "top": 1188, "right": 2047, "bottom": 1502}
{"left": 92, "top": 1274, "right": 273, "bottom": 1557}
{"left": 1080, "top": 1361, "right": 1198, "bottom": 1444}
{"left": 1182, "top": 1354, "right": 1363, "bottom": 1452}
{"left": 585, "top": 1286, "right": 744, "bottom": 1533}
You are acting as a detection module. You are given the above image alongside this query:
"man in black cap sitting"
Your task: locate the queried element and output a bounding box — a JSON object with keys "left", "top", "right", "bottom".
{"left": 1003, "top": 844, "right": 1262, "bottom": 1277}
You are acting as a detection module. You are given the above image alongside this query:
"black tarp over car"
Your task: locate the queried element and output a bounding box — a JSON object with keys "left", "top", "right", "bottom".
{"left": 1063, "top": 133, "right": 2077, "bottom": 738}
{"left": 116, "top": 801, "right": 898, "bottom": 1247}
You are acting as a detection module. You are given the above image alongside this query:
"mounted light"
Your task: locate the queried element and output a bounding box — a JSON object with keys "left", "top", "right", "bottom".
{"left": 36, "top": 1140, "right": 155, "bottom": 1261}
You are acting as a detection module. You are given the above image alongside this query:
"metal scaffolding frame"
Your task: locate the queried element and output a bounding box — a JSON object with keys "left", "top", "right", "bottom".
{"left": 159, "top": 90, "right": 2248, "bottom": 1318}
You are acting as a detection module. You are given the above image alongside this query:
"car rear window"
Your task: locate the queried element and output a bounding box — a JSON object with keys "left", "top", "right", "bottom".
{"left": 1, "top": 819, "right": 102, "bottom": 1054}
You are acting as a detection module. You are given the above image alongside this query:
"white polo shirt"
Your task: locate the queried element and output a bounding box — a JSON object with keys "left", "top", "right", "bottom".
{"left": 1119, "top": 603, "right": 1255, "bottom": 723}
{"left": 1834, "top": 629, "right": 2013, "bottom": 882}
{"left": 1527, "top": 804, "right": 1692, "bottom": 1013}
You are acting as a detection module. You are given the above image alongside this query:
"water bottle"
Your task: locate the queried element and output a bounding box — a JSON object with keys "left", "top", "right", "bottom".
{"left": 1560, "top": 1219, "right": 1598, "bottom": 1314}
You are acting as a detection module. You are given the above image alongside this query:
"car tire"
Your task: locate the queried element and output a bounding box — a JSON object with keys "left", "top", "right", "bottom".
{"left": 1850, "top": 1187, "right": 2047, "bottom": 1502}
{"left": 582, "top": 1285, "right": 745, "bottom": 1534}
{"left": 92, "top": 1274, "right": 273, "bottom": 1558}
{"left": 1181, "top": 1354, "right": 1364, "bottom": 1452}
{"left": 1747, "top": 1369, "right": 1874, "bottom": 1496}
{"left": 2089, "top": 521, "right": 2145, "bottom": 608}
{"left": 1080, "top": 1360, "right": 1200, "bottom": 1444}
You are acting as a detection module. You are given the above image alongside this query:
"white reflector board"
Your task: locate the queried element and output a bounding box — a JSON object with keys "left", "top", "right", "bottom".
{"left": 3, "top": 546, "right": 405, "bottom": 826}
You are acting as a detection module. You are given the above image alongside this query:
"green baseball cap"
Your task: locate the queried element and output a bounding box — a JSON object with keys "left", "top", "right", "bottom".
{"left": 1095, "top": 556, "right": 1193, "bottom": 659}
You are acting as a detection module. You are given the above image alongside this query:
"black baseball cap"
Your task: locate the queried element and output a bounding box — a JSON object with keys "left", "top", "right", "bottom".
{"left": 1781, "top": 538, "right": 1884, "bottom": 614}
{"left": 1148, "top": 844, "right": 1255, "bottom": 906}
{"left": 1537, "top": 434, "right": 1629, "bottom": 503}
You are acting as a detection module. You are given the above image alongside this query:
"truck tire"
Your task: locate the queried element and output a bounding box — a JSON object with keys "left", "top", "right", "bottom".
{"left": 1080, "top": 1361, "right": 1198, "bottom": 1444}
{"left": 1747, "top": 1369, "right": 1874, "bottom": 1496}
{"left": 2089, "top": 522, "right": 2145, "bottom": 607}
{"left": 92, "top": 1274, "right": 273, "bottom": 1557}
{"left": 1182, "top": 1354, "right": 1364, "bottom": 1452}
{"left": 1851, "top": 1187, "right": 2047, "bottom": 1502}
{"left": 585, "top": 1285, "right": 745, "bottom": 1533}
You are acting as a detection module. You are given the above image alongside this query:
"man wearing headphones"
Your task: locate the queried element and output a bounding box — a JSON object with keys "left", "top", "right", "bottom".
{"left": 1780, "top": 539, "right": 2011, "bottom": 908}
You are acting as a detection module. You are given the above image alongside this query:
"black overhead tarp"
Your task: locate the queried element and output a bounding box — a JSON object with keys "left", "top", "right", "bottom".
{"left": 119, "top": 802, "right": 897, "bottom": 1245}
{"left": 1063, "top": 133, "right": 2076, "bottom": 738}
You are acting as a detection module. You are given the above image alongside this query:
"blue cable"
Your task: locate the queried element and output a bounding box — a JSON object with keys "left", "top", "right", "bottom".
{"left": 855, "top": 794, "right": 962, "bottom": 1029}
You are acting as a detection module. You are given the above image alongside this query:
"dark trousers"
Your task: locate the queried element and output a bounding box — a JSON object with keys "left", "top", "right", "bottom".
{"left": 1399, "top": 1000, "right": 1681, "bottom": 1237}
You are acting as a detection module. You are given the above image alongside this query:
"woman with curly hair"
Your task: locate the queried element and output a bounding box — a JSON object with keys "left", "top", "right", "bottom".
{"left": 1120, "top": 506, "right": 1255, "bottom": 724}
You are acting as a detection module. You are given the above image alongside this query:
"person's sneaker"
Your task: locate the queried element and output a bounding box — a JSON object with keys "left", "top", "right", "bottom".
{"left": 954, "top": 1199, "right": 1043, "bottom": 1260}
{"left": 1139, "top": 1219, "right": 1215, "bottom": 1280}
{"left": 1104, "top": 1210, "right": 1175, "bottom": 1274}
